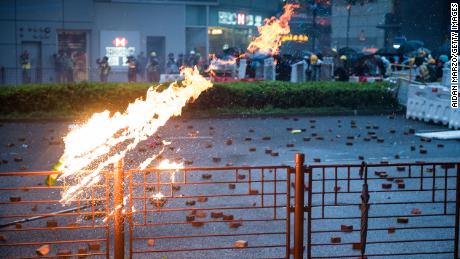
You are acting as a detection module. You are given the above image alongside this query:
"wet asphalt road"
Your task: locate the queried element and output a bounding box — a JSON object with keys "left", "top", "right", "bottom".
{"left": 1, "top": 115, "right": 460, "bottom": 258}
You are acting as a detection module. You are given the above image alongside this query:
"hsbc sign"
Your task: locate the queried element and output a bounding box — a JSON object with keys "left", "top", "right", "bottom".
{"left": 100, "top": 31, "right": 140, "bottom": 69}
{"left": 218, "top": 11, "right": 263, "bottom": 27}
{"left": 112, "top": 37, "right": 128, "bottom": 47}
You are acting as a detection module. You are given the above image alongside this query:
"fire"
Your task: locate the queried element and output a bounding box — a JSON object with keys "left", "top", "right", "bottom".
{"left": 247, "top": 4, "right": 299, "bottom": 55}
{"left": 58, "top": 67, "right": 212, "bottom": 203}
{"left": 206, "top": 55, "right": 237, "bottom": 78}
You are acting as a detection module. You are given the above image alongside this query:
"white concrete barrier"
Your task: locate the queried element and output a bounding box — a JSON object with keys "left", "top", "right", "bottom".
{"left": 159, "top": 74, "right": 182, "bottom": 83}
{"left": 238, "top": 59, "right": 247, "bottom": 79}
{"left": 263, "top": 58, "right": 276, "bottom": 80}
{"left": 406, "top": 83, "right": 459, "bottom": 128}
{"left": 449, "top": 109, "right": 460, "bottom": 129}
{"left": 290, "top": 61, "right": 306, "bottom": 83}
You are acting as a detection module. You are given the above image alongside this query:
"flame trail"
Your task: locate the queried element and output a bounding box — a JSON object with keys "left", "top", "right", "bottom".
{"left": 247, "top": 4, "right": 299, "bottom": 55}
{"left": 58, "top": 67, "right": 212, "bottom": 203}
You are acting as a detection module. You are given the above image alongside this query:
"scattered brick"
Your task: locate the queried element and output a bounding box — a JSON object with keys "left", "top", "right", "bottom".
{"left": 186, "top": 215, "right": 195, "bottom": 222}
{"left": 223, "top": 214, "right": 234, "bottom": 220}
{"left": 46, "top": 220, "right": 58, "bottom": 228}
{"left": 147, "top": 239, "right": 155, "bottom": 247}
{"left": 237, "top": 174, "right": 246, "bottom": 180}
{"left": 234, "top": 240, "right": 248, "bottom": 248}
{"left": 228, "top": 183, "right": 236, "bottom": 189}
{"left": 36, "top": 245, "right": 50, "bottom": 256}
{"left": 211, "top": 212, "right": 223, "bottom": 218}
{"left": 9, "top": 197, "right": 21, "bottom": 202}
{"left": 397, "top": 217, "right": 409, "bottom": 224}
{"left": 185, "top": 200, "right": 196, "bottom": 206}
{"left": 57, "top": 249, "right": 71, "bottom": 256}
{"left": 249, "top": 189, "right": 259, "bottom": 195}
{"left": 341, "top": 224, "right": 353, "bottom": 233}
{"left": 195, "top": 211, "right": 207, "bottom": 218}
{"left": 352, "top": 243, "right": 361, "bottom": 250}
{"left": 191, "top": 221, "right": 204, "bottom": 227}
{"left": 330, "top": 237, "right": 341, "bottom": 243}
{"left": 197, "top": 197, "right": 208, "bottom": 203}
{"left": 202, "top": 174, "right": 212, "bottom": 179}
{"left": 229, "top": 222, "right": 242, "bottom": 228}
{"left": 388, "top": 226, "right": 396, "bottom": 233}
{"left": 382, "top": 184, "right": 392, "bottom": 189}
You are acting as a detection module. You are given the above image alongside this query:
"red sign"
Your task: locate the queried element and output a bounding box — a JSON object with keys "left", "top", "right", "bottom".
{"left": 237, "top": 13, "right": 246, "bottom": 25}
{"left": 112, "top": 37, "right": 128, "bottom": 47}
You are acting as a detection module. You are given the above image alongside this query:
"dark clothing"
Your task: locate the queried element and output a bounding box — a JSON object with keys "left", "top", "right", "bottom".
{"left": 334, "top": 67, "right": 349, "bottom": 81}
{"left": 147, "top": 57, "right": 160, "bottom": 82}
{"left": 97, "top": 58, "right": 110, "bottom": 82}
{"left": 127, "top": 59, "right": 137, "bottom": 82}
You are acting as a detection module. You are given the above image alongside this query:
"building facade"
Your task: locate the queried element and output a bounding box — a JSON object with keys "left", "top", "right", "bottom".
{"left": 0, "top": 0, "right": 281, "bottom": 84}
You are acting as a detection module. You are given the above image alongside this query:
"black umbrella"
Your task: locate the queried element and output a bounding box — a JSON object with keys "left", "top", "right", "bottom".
{"left": 338, "top": 47, "right": 358, "bottom": 57}
{"left": 360, "top": 162, "right": 370, "bottom": 257}
{"left": 376, "top": 47, "right": 397, "bottom": 56}
{"left": 397, "top": 40, "right": 424, "bottom": 55}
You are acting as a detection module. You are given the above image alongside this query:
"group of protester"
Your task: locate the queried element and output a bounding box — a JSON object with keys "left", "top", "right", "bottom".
{"left": 52, "top": 50, "right": 87, "bottom": 83}
{"left": 95, "top": 50, "right": 205, "bottom": 83}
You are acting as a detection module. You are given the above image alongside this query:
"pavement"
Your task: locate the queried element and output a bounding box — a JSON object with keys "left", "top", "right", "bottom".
{"left": 0, "top": 115, "right": 459, "bottom": 258}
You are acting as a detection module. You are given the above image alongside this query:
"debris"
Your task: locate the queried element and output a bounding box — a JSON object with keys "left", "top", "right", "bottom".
{"left": 303, "top": 137, "right": 311, "bottom": 142}
{"left": 244, "top": 137, "right": 252, "bottom": 141}
{"left": 397, "top": 217, "right": 409, "bottom": 224}
{"left": 186, "top": 215, "right": 195, "bottom": 222}
{"left": 36, "top": 245, "right": 50, "bottom": 256}
{"left": 330, "top": 237, "right": 341, "bottom": 243}
{"left": 226, "top": 139, "right": 233, "bottom": 145}
{"left": 88, "top": 242, "right": 101, "bottom": 251}
{"left": 57, "top": 249, "right": 71, "bottom": 256}
{"left": 358, "top": 155, "right": 364, "bottom": 160}
{"left": 382, "top": 184, "right": 392, "bottom": 189}
{"left": 191, "top": 221, "right": 204, "bottom": 227}
{"left": 19, "top": 165, "right": 28, "bottom": 170}
{"left": 262, "top": 136, "right": 271, "bottom": 140}
{"left": 197, "top": 197, "right": 208, "bottom": 203}
{"left": 398, "top": 183, "right": 405, "bottom": 189}
{"left": 271, "top": 152, "right": 279, "bottom": 157}
{"left": 396, "top": 166, "right": 405, "bottom": 172}
{"left": 184, "top": 160, "right": 193, "bottom": 166}
{"left": 437, "top": 144, "right": 445, "bottom": 148}
{"left": 388, "top": 226, "right": 396, "bottom": 233}
{"left": 0, "top": 235, "right": 6, "bottom": 242}
{"left": 237, "top": 174, "right": 246, "bottom": 180}
{"left": 14, "top": 157, "right": 23, "bottom": 162}
{"left": 15, "top": 223, "right": 22, "bottom": 229}
{"left": 9, "top": 197, "right": 21, "bottom": 202}
{"left": 346, "top": 142, "right": 353, "bottom": 146}
{"left": 229, "top": 222, "right": 242, "bottom": 228}
{"left": 352, "top": 243, "right": 361, "bottom": 250}
{"left": 234, "top": 240, "right": 248, "bottom": 248}
{"left": 185, "top": 200, "right": 196, "bottom": 206}
{"left": 147, "top": 239, "right": 155, "bottom": 247}
{"left": 195, "top": 211, "right": 207, "bottom": 218}
{"left": 265, "top": 149, "right": 272, "bottom": 154}
{"left": 212, "top": 157, "right": 221, "bottom": 163}
{"left": 313, "top": 158, "right": 321, "bottom": 163}
{"left": 77, "top": 246, "right": 88, "bottom": 255}
{"left": 249, "top": 189, "right": 259, "bottom": 195}
{"left": 286, "top": 144, "right": 294, "bottom": 148}
{"left": 249, "top": 147, "right": 257, "bottom": 152}
{"left": 146, "top": 186, "right": 155, "bottom": 192}
{"left": 228, "top": 183, "right": 236, "bottom": 189}
{"left": 419, "top": 148, "right": 427, "bottom": 154}
{"left": 172, "top": 185, "right": 181, "bottom": 191}
{"left": 411, "top": 208, "right": 422, "bottom": 215}
{"left": 202, "top": 174, "right": 212, "bottom": 180}
{"left": 46, "top": 220, "right": 58, "bottom": 228}
{"left": 341, "top": 224, "right": 353, "bottom": 233}
{"left": 291, "top": 130, "right": 302, "bottom": 134}
{"left": 211, "top": 212, "right": 223, "bottom": 218}
{"left": 223, "top": 214, "right": 234, "bottom": 220}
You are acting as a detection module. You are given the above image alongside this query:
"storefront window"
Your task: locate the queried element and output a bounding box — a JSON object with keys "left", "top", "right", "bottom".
{"left": 208, "top": 27, "right": 254, "bottom": 55}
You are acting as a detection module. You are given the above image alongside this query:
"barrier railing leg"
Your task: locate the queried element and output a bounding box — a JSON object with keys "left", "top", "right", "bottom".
{"left": 114, "top": 160, "right": 125, "bottom": 259}
{"left": 455, "top": 164, "right": 460, "bottom": 259}
{"left": 306, "top": 166, "right": 312, "bottom": 259}
{"left": 294, "top": 153, "right": 305, "bottom": 259}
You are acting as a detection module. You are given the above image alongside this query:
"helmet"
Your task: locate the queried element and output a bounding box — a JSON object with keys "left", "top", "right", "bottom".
{"left": 439, "top": 55, "right": 448, "bottom": 63}
{"left": 190, "top": 50, "right": 195, "bottom": 55}
{"left": 223, "top": 44, "right": 229, "bottom": 50}
{"left": 150, "top": 52, "right": 157, "bottom": 57}
{"left": 310, "top": 54, "right": 318, "bottom": 64}
{"left": 340, "top": 55, "right": 347, "bottom": 61}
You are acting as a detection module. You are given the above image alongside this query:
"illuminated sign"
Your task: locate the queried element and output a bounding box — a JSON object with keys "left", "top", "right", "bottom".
{"left": 281, "top": 34, "right": 309, "bottom": 43}
{"left": 100, "top": 31, "right": 140, "bottom": 69}
{"left": 218, "top": 11, "right": 263, "bottom": 27}
{"left": 112, "top": 37, "right": 128, "bottom": 47}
